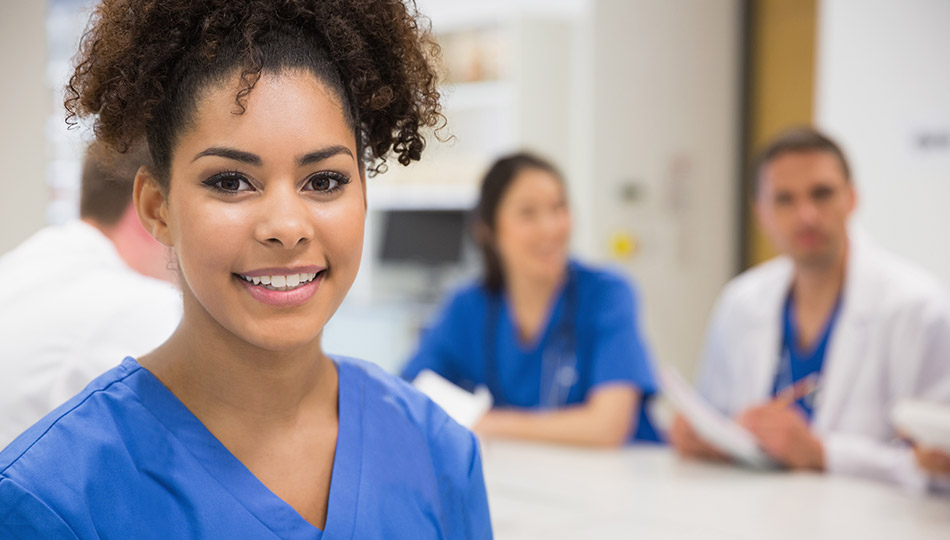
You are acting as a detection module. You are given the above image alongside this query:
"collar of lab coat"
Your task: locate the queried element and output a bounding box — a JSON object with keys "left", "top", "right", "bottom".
{"left": 746, "top": 226, "right": 880, "bottom": 429}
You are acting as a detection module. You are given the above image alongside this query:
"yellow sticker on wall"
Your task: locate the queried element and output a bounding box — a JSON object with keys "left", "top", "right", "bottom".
{"left": 609, "top": 231, "right": 638, "bottom": 260}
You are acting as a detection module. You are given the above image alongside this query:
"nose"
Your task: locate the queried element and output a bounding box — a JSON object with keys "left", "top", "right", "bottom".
{"left": 254, "top": 186, "right": 314, "bottom": 250}
{"left": 797, "top": 199, "right": 820, "bottom": 225}
{"left": 542, "top": 206, "right": 569, "bottom": 239}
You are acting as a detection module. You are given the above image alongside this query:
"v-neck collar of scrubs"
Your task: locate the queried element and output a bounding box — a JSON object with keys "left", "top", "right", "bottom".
{"left": 122, "top": 356, "right": 361, "bottom": 540}
{"left": 501, "top": 273, "right": 570, "bottom": 354}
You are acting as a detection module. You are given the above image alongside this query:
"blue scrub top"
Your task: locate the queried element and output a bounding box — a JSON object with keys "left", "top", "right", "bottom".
{"left": 772, "top": 292, "right": 843, "bottom": 421}
{"left": 0, "top": 357, "right": 492, "bottom": 539}
{"left": 402, "top": 260, "right": 660, "bottom": 442}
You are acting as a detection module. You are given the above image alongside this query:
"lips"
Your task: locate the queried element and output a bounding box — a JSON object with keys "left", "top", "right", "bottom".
{"left": 233, "top": 266, "right": 326, "bottom": 306}
{"left": 237, "top": 271, "right": 319, "bottom": 291}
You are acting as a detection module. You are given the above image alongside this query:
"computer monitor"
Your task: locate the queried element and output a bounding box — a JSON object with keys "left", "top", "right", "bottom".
{"left": 379, "top": 209, "right": 468, "bottom": 266}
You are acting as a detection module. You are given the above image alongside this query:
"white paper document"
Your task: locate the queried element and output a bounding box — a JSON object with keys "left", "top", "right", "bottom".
{"left": 892, "top": 399, "right": 950, "bottom": 452}
{"left": 412, "top": 369, "right": 493, "bottom": 429}
{"left": 658, "top": 365, "right": 777, "bottom": 469}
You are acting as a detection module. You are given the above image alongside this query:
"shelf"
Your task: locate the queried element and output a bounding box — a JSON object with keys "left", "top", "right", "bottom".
{"left": 367, "top": 182, "right": 478, "bottom": 211}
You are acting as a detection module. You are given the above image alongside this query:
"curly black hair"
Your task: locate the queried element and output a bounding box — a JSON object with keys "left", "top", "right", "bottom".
{"left": 65, "top": 0, "right": 444, "bottom": 188}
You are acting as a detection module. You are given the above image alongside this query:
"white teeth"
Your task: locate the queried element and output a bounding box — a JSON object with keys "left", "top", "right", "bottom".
{"left": 240, "top": 271, "right": 321, "bottom": 291}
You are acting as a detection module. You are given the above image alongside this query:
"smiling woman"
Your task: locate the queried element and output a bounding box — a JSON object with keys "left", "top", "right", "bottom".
{"left": 0, "top": 1, "right": 492, "bottom": 538}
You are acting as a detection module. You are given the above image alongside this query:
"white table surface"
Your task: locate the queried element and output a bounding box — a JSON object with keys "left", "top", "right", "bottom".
{"left": 480, "top": 441, "right": 950, "bottom": 540}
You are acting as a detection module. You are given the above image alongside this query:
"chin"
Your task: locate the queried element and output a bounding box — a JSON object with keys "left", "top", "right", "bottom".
{"left": 236, "top": 324, "right": 326, "bottom": 354}
{"left": 530, "top": 262, "right": 567, "bottom": 282}
{"left": 793, "top": 250, "right": 838, "bottom": 269}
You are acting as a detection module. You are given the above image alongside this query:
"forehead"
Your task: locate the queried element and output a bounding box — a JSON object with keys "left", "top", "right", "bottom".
{"left": 502, "top": 168, "right": 564, "bottom": 203}
{"left": 760, "top": 150, "right": 848, "bottom": 191}
{"left": 179, "top": 70, "right": 356, "bottom": 160}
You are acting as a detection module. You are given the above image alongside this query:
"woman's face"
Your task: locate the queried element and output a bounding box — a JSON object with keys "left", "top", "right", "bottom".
{"left": 493, "top": 168, "right": 571, "bottom": 283}
{"left": 146, "top": 70, "right": 365, "bottom": 352}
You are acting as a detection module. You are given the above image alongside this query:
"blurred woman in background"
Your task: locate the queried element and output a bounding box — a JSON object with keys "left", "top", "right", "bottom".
{"left": 402, "top": 152, "right": 660, "bottom": 446}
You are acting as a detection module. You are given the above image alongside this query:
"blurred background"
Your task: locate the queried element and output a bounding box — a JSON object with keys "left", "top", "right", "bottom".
{"left": 1, "top": 0, "right": 948, "bottom": 380}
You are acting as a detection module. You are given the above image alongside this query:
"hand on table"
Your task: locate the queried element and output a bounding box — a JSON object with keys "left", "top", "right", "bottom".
{"left": 472, "top": 410, "right": 507, "bottom": 439}
{"left": 913, "top": 446, "right": 950, "bottom": 476}
{"left": 738, "top": 384, "right": 825, "bottom": 471}
{"left": 668, "top": 413, "right": 729, "bottom": 462}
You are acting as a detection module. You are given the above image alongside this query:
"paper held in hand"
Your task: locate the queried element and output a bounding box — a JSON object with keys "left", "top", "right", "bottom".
{"left": 658, "top": 364, "right": 777, "bottom": 469}
{"left": 892, "top": 399, "right": 950, "bottom": 452}
{"left": 412, "top": 369, "right": 493, "bottom": 429}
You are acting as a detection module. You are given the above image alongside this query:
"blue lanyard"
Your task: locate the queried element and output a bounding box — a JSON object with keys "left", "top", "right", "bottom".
{"left": 485, "top": 269, "right": 579, "bottom": 409}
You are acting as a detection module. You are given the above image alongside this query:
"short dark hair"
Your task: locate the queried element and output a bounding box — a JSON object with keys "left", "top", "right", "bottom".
{"left": 751, "top": 127, "right": 851, "bottom": 198}
{"left": 79, "top": 140, "right": 151, "bottom": 226}
{"left": 476, "top": 152, "right": 564, "bottom": 292}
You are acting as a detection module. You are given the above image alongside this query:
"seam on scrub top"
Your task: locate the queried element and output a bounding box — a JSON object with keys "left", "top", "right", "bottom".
{"left": 0, "top": 363, "right": 142, "bottom": 476}
{"left": 0, "top": 475, "right": 84, "bottom": 538}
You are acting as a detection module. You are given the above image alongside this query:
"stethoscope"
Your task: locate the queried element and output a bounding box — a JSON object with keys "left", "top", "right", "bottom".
{"left": 484, "top": 268, "right": 581, "bottom": 409}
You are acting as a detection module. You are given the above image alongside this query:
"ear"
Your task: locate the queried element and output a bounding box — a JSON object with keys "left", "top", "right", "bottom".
{"left": 473, "top": 219, "right": 494, "bottom": 247}
{"left": 752, "top": 197, "right": 769, "bottom": 232}
{"left": 133, "top": 166, "right": 173, "bottom": 246}
{"left": 845, "top": 182, "right": 858, "bottom": 214}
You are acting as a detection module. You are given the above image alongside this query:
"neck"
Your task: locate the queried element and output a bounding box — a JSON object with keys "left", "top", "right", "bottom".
{"left": 505, "top": 265, "right": 566, "bottom": 308}
{"left": 140, "top": 292, "right": 337, "bottom": 431}
{"left": 792, "top": 241, "right": 848, "bottom": 308}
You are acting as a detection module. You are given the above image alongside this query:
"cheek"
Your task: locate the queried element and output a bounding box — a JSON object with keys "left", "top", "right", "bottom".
{"left": 494, "top": 218, "right": 529, "bottom": 257}
{"left": 555, "top": 212, "right": 572, "bottom": 239}
{"left": 173, "top": 202, "right": 249, "bottom": 270}
{"left": 317, "top": 197, "right": 365, "bottom": 268}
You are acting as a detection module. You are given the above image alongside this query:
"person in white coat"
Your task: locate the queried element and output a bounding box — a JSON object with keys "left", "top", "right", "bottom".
{"left": 0, "top": 141, "right": 181, "bottom": 448}
{"left": 669, "top": 127, "right": 950, "bottom": 491}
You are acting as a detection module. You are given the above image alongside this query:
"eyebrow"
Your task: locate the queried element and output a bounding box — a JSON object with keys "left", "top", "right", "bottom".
{"left": 297, "top": 145, "right": 354, "bottom": 166}
{"left": 191, "top": 145, "right": 354, "bottom": 167}
{"left": 192, "top": 147, "right": 262, "bottom": 166}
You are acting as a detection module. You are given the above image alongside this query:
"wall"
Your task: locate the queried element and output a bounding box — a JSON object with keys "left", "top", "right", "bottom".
{"left": 0, "top": 0, "right": 48, "bottom": 254}
{"left": 745, "top": 0, "right": 817, "bottom": 267}
{"left": 815, "top": 0, "right": 950, "bottom": 284}
{"left": 586, "top": 0, "right": 742, "bottom": 377}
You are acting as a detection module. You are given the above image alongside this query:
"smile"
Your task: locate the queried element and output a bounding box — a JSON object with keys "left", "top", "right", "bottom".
{"left": 237, "top": 271, "right": 320, "bottom": 291}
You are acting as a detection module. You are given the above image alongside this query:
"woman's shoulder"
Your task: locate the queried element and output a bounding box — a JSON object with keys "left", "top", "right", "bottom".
{"left": 0, "top": 359, "right": 147, "bottom": 496}
{"left": 569, "top": 259, "right": 638, "bottom": 300}
{"left": 446, "top": 281, "right": 494, "bottom": 310}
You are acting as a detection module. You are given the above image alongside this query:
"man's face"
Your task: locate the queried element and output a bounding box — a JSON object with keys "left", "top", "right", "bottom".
{"left": 755, "top": 151, "right": 856, "bottom": 268}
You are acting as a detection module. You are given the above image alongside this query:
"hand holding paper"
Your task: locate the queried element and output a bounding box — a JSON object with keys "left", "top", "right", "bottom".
{"left": 412, "top": 369, "right": 493, "bottom": 429}
{"left": 659, "top": 365, "right": 777, "bottom": 469}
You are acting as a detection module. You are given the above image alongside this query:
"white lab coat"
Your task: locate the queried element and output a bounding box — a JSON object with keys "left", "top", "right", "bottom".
{"left": 0, "top": 221, "right": 182, "bottom": 448}
{"left": 696, "top": 230, "right": 950, "bottom": 491}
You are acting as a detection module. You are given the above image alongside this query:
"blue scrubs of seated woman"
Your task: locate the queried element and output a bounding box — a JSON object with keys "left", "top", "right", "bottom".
{"left": 0, "top": 2, "right": 490, "bottom": 538}
{"left": 402, "top": 153, "right": 660, "bottom": 447}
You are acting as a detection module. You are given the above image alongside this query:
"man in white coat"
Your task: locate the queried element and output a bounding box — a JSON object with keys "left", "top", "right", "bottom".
{"left": 669, "top": 127, "right": 950, "bottom": 490}
{"left": 0, "top": 142, "right": 181, "bottom": 448}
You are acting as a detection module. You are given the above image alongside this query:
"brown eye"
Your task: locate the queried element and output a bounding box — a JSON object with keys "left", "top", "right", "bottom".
{"left": 774, "top": 193, "right": 794, "bottom": 206}
{"left": 812, "top": 186, "right": 834, "bottom": 201}
{"left": 220, "top": 177, "right": 243, "bottom": 191}
{"left": 310, "top": 175, "right": 333, "bottom": 191}
{"left": 202, "top": 172, "right": 253, "bottom": 193}
{"left": 304, "top": 172, "right": 350, "bottom": 193}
